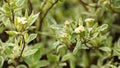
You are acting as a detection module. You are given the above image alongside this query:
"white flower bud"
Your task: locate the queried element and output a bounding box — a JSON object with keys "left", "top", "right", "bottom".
{"left": 85, "top": 18, "right": 95, "bottom": 23}
{"left": 61, "top": 33, "right": 68, "bottom": 38}
{"left": 74, "top": 26, "right": 85, "bottom": 33}
{"left": 18, "top": 17, "right": 27, "bottom": 24}
{"left": 103, "top": 1, "right": 109, "bottom": 5}
{"left": 64, "top": 20, "right": 70, "bottom": 25}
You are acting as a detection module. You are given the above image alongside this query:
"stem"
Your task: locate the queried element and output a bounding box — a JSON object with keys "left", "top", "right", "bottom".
{"left": 28, "top": 0, "right": 33, "bottom": 15}
{"left": 11, "top": 9, "right": 14, "bottom": 23}
{"left": 37, "top": 0, "right": 59, "bottom": 42}
{"left": 40, "top": 1, "right": 47, "bottom": 14}
{"left": 39, "top": 0, "right": 59, "bottom": 31}
{"left": 79, "top": 0, "right": 100, "bottom": 11}
{"left": 18, "top": 35, "right": 26, "bottom": 60}
{"left": 79, "top": 0, "right": 89, "bottom": 11}
{"left": 7, "top": 1, "right": 15, "bottom": 23}
{"left": 38, "top": 0, "right": 47, "bottom": 31}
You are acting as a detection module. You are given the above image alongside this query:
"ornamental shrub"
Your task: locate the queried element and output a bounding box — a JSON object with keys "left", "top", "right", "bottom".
{"left": 0, "top": 0, "right": 120, "bottom": 68}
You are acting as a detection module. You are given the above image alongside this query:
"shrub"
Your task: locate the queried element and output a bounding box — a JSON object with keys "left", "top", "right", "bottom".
{"left": 0, "top": 0, "right": 120, "bottom": 68}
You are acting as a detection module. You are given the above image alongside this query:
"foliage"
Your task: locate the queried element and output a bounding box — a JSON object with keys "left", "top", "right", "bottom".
{"left": 0, "top": 0, "right": 120, "bottom": 68}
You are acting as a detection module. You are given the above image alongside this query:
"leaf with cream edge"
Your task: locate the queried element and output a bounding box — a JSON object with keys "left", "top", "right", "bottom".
{"left": 6, "top": 31, "right": 19, "bottom": 36}
{"left": 28, "top": 34, "right": 37, "bottom": 43}
{"left": 23, "top": 49, "right": 38, "bottom": 57}
{"left": 26, "top": 13, "right": 39, "bottom": 29}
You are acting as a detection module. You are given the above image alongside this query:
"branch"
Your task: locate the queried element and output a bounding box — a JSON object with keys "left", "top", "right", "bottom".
{"left": 18, "top": 35, "right": 26, "bottom": 60}
{"left": 39, "top": 1, "right": 47, "bottom": 14}
{"left": 79, "top": 0, "right": 89, "bottom": 11}
{"left": 79, "top": 0, "right": 100, "bottom": 11}
{"left": 7, "top": 2, "right": 15, "bottom": 23}
{"left": 39, "top": 0, "right": 59, "bottom": 31}
{"left": 11, "top": 9, "right": 14, "bottom": 23}
{"left": 28, "top": 0, "right": 33, "bottom": 15}
{"left": 38, "top": 0, "right": 47, "bottom": 31}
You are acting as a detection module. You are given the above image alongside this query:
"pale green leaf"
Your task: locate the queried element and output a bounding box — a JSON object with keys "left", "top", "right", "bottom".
{"left": 61, "top": 53, "right": 72, "bottom": 61}
{"left": 6, "top": 31, "right": 19, "bottom": 36}
{"left": 73, "top": 41, "right": 82, "bottom": 55}
{"left": 47, "top": 54, "right": 59, "bottom": 62}
{"left": 28, "top": 34, "right": 37, "bottom": 43}
{"left": 16, "top": 64, "right": 27, "bottom": 68}
{"left": 16, "top": 0, "right": 25, "bottom": 7}
{"left": 98, "top": 24, "right": 108, "bottom": 31}
{"left": 23, "top": 49, "right": 38, "bottom": 57}
{"left": 37, "top": 60, "right": 49, "bottom": 68}
{"left": 0, "top": 56, "right": 4, "bottom": 67}
{"left": 26, "top": 13, "right": 39, "bottom": 29}
{"left": 99, "top": 47, "right": 111, "bottom": 52}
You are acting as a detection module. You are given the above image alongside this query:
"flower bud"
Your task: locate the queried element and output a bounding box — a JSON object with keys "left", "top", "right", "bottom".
{"left": 85, "top": 18, "right": 95, "bottom": 23}
{"left": 74, "top": 26, "right": 85, "bottom": 33}
{"left": 18, "top": 17, "right": 27, "bottom": 24}
{"left": 61, "top": 33, "right": 68, "bottom": 38}
{"left": 64, "top": 20, "right": 70, "bottom": 26}
{"left": 103, "top": 1, "right": 109, "bottom": 6}
{"left": 85, "top": 18, "right": 95, "bottom": 27}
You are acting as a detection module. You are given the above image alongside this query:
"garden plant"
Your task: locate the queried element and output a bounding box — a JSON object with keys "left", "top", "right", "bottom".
{"left": 0, "top": 0, "right": 120, "bottom": 68}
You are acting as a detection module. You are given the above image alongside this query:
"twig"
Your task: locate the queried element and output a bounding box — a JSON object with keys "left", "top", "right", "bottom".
{"left": 40, "top": 1, "right": 47, "bottom": 14}
{"left": 79, "top": 0, "right": 100, "bottom": 11}
{"left": 28, "top": 0, "right": 33, "bottom": 15}
{"left": 79, "top": 0, "right": 89, "bottom": 11}
{"left": 91, "top": 0, "right": 95, "bottom": 3}
{"left": 18, "top": 35, "right": 26, "bottom": 60}
{"left": 11, "top": 9, "right": 14, "bottom": 23}
{"left": 6, "top": 1, "right": 15, "bottom": 23}
{"left": 37, "top": 0, "right": 59, "bottom": 42}
{"left": 38, "top": 0, "right": 47, "bottom": 31}
{"left": 39, "top": 0, "right": 59, "bottom": 31}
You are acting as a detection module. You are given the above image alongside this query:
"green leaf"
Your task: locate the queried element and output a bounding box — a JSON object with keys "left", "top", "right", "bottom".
{"left": 70, "top": 59, "right": 75, "bottom": 68}
{"left": 99, "top": 47, "right": 111, "bottom": 52}
{"left": 0, "top": 56, "right": 4, "bottom": 67}
{"left": 26, "top": 13, "right": 39, "bottom": 29}
{"left": 33, "top": 50, "right": 41, "bottom": 62}
{"left": 0, "top": 8, "right": 5, "bottom": 14}
{"left": 23, "top": 57, "right": 33, "bottom": 66}
{"left": 6, "top": 31, "right": 19, "bottom": 36}
{"left": 15, "top": 18, "right": 23, "bottom": 31}
{"left": 57, "top": 44, "right": 67, "bottom": 56}
{"left": 71, "top": 33, "right": 77, "bottom": 43}
{"left": 25, "top": 10, "right": 28, "bottom": 18}
{"left": 50, "top": 25, "right": 61, "bottom": 30}
{"left": 57, "top": 44, "right": 66, "bottom": 53}
{"left": 32, "top": 43, "right": 44, "bottom": 61}
{"left": 16, "top": 0, "right": 25, "bottom": 7}
{"left": 46, "top": 14, "right": 57, "bottom": 25}
{"left": 52, "top": 41, "right": 61, "bottom": 49}
{"left": 23, "top": 49, "right": 38, "bottom": 57}
{"left": 92, "top": 32, "right": 99, "bottom": 39}
{"left": 98, "top": 24, "right": 108, "bottom": 31}
{"left": 59, "top": 62, "right": 67, "bottom": 67}
{"left": 47, "top": 54, "right": 59, "bottom": 62}
{"left": 37, "top": 60, "right": 49, "bottom": 68}
{"left": 0, "top": 23, "right": 5, "bottom": 33}
{"left": 24, "top": 32, "right": 29, "bottom": 43}
{"left": 73, "top": 41, "right": 82, "bottom": 55}
{"left": 61, "top": 53, "right": 72, "bottom": 61}
{"left": 16, "top": 64, "right": 27, "bottom": 68}
{"left": 78, "top": 17, "right": 83, "bottom": 26}
{"left": 28, "top": 34, "right": 37, "bottom": 43}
